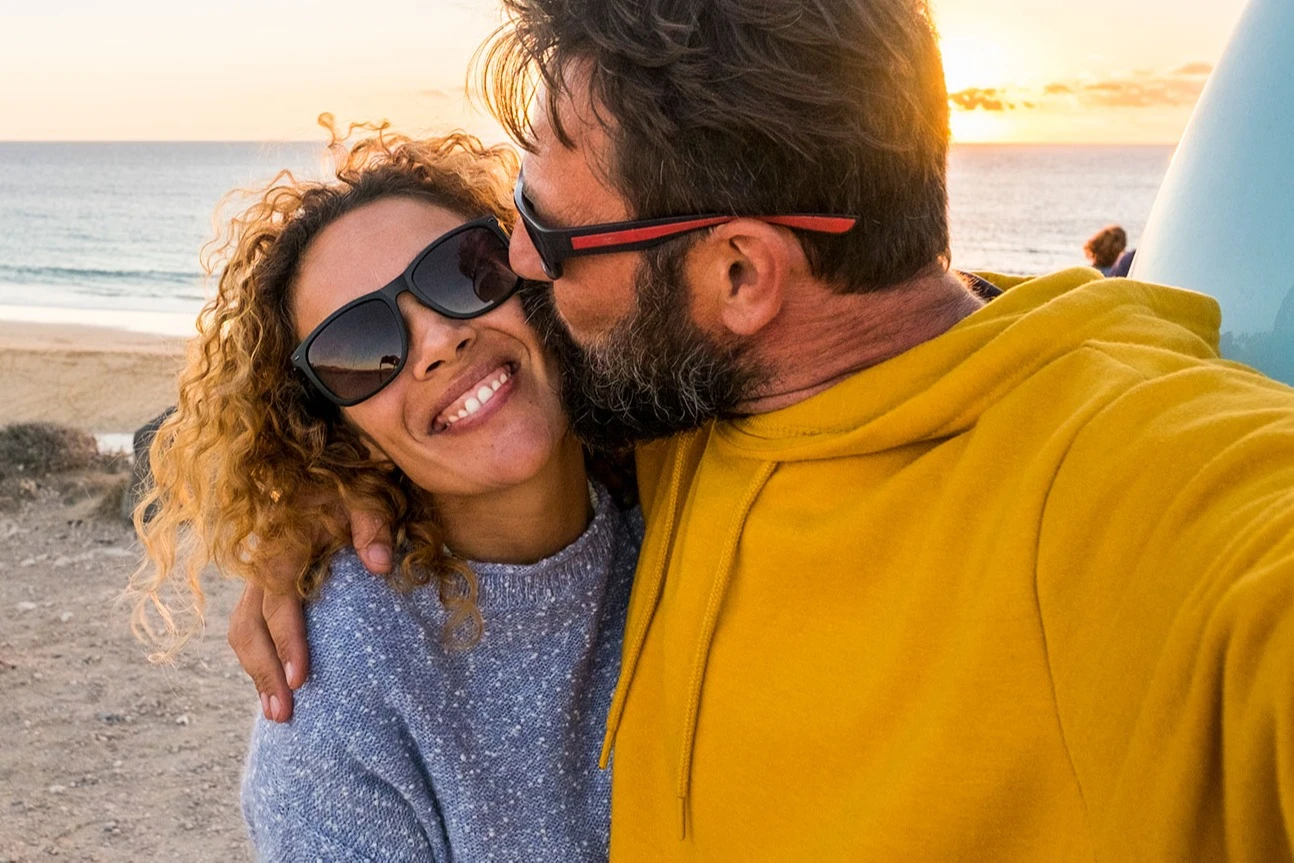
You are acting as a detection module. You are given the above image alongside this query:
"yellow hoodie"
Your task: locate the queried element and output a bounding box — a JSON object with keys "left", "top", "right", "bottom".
{"left": 601, "top": 269, "right": 1294, "bottom": 861}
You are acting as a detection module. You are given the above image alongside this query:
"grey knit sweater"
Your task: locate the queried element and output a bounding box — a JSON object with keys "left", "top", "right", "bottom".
{"left": 241, "top": 485, "right": 641, "bottom": 862}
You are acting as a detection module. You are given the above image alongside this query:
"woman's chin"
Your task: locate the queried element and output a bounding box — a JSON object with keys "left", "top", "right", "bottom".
{"left": 401, "top": 426, "right": 569, "bottom": 498}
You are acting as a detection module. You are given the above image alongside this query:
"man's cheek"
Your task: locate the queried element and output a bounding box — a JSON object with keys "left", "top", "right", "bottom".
{"left": 551, "top": 283, "right": 611, "bottom": 346}
{"left": 552, "top": 271, "right": 637, "bottom": 345}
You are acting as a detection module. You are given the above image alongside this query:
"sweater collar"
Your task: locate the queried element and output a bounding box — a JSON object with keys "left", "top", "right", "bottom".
{"left": 464, "top": 482, "right": 618, "bottom": 611}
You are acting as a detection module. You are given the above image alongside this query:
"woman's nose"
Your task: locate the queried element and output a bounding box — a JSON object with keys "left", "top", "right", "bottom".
{"left": 399, "top": 293, "right": 475, "bottom": 377}
{"left": 508, "top": 219, "right": 549, "bottom": 283}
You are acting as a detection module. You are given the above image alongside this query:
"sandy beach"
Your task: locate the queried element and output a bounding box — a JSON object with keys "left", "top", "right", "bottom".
{"left": 0, "top": 321, "right": 187, "bottom": 433}
{"left": 0, "top": 321, "right": 254, "bottom": 861}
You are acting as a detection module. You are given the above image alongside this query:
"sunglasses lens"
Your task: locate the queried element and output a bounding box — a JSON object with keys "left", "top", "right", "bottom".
{"left": 306, "top": 299, "right": 404, "bottom": 403}
{"left": 410, "top": 226, "right": 520, "bottom": 316}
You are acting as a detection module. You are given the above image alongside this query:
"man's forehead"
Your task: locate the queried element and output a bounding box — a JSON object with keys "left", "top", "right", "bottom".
{"left": 526, "top": 72, "right": 600, "bottom": 166}
{"left": 521, "top": 80, "right": 627, "bottom": 223}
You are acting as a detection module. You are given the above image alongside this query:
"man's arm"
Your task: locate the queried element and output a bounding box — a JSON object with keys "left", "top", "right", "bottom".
{"left": 1038, "top": 360, "right": 1294, "bottom": 859}
{"left": 229, "top": 509, "right": 395, "bottom": 722}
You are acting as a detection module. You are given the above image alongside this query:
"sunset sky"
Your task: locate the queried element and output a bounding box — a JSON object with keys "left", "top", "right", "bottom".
{"left": 0, "top": 0, "right": 1251, "bottom": 144}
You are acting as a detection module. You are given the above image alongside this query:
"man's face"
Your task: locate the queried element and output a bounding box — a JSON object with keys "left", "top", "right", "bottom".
{"left": 508, "top": 81, "right": 764, "bottom": 450}
{"left": 506, "top": 92, "right": 637, "bottom": 346}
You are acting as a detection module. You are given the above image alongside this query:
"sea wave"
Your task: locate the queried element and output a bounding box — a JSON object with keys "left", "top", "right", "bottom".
{"left": 0, "top": 263, "right": 204, "bottom": 287}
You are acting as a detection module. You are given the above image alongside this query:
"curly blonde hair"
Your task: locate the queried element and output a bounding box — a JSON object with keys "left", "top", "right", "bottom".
{"left": 1084, "top": 224, "right": 1128, "bottom": 270}
{"left": 131, "top": 117, "right": 520, "bottom": 657}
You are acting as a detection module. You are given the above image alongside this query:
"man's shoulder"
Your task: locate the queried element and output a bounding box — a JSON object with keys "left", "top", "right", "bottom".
{"left": 1042, "top": 349, "right": 1294, "bottom": 556}
{"left": 1080, "top": 343, "right": 1294, "bottom": 435}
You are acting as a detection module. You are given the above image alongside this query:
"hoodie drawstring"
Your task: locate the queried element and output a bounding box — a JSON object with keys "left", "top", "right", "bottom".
{"left": 600, "top": 431, "right": 700, "bottom": 770}
{"left": 676, "top": 461, "right": 776, "bottom": 839}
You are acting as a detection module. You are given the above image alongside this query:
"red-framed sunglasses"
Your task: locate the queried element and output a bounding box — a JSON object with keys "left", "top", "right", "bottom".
{"left": 513, "top": 172, "right": 859, "bottom": 280}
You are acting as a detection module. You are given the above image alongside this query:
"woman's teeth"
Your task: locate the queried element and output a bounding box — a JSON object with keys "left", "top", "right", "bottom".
{"left": 441, "top": 368, "right": 511, "bottom": 427}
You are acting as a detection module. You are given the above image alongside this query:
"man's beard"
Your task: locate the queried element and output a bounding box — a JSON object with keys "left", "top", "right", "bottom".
{"left": 522, "top": 246, "right": 766, "bottom": 453}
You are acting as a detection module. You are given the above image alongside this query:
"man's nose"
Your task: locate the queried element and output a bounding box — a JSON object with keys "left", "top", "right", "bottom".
{"left": 509, "top": 219, "right": 550, "bottom": 283}
{"left": 399, "top": 294, "right": 475, "bottom": 378}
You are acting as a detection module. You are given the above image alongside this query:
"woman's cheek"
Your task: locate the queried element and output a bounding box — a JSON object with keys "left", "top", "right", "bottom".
{"left": 340, "top": 405, "right": 399, "bottom": 465}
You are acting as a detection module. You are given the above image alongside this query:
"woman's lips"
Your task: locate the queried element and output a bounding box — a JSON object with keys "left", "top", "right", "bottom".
{"left": 430, "top": 363, "right": 518, "bottom": 434}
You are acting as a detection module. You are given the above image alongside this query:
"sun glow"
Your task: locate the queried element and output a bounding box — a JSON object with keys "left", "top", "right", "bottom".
{"left": 940, "top": 34, "right": 1014, "bottom": 95}
{"left": 950, "top": 110, "right": 1010, "bottom": 144}
{"left": 0, "top": 0, "right": 1251, "bottom": 143}
{"left": 940, "top": 32, "right": 1025, "bottom": 142}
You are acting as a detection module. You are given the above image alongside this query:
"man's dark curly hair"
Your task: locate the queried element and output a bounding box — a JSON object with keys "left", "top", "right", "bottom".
{"left": 476, "top": 0, "right": 951, "bottom": 293}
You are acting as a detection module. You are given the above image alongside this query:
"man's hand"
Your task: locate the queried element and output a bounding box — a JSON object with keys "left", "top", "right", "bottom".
{"left": 229, "top": 584, "right": 307, "bottom": 722}
{"left": 227, "top": 508, "right": 395, "bottom": 722}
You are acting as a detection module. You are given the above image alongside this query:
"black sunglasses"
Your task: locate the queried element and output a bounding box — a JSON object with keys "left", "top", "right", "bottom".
{"left": 513, "top": 171, "right": 860, "bottom": 280}
{"left": 291, "top": 216, "right": 521, "bottom": 406}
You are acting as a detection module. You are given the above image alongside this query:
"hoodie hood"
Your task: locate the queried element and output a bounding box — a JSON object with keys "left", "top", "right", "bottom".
{"left": 717, "top": 269, "right": 1222, "bottom": 462}
{"left": 601, "top": 269, "right": 1224, "bottom": 839}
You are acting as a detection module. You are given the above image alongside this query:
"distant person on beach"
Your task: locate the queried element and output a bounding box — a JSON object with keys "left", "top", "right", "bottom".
{"left": 1110, "top": 246, "right": 1137, "bottom": 278}
{"left": 131, "top": 127, "right": 641, "bottom": 861}
{"left": 229, "top": 0, "right": 1294, "bottom": 858}
{"left": 1084, "top": 224, "right": 1129, "bottom": 276}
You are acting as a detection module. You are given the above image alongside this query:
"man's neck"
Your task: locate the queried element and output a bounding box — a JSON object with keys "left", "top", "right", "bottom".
{"left": 738, "top": 267, "right": 985, "bottom": 415}
{"left": 433, "top": 434, "right": 592, "bottom": 565}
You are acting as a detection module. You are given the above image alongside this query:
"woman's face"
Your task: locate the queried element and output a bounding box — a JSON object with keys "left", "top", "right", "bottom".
{"left": 291, "top": 197, "right": 569, "bottom": 497}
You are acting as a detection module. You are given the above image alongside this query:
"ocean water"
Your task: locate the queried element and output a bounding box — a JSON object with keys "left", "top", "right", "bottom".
{"left": 0, "top": 142, "right": 329, "bottom": 335}
{"left": 0, "top": 142, "right": 1174, "bottom": 335}
{"left": 947, "top": 145, "right": 1173, "bottom": 273}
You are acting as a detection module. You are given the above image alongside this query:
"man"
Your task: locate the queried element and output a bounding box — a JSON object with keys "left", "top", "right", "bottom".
{"left": 232, "top": 0, "right": 1294, "bottom": 858}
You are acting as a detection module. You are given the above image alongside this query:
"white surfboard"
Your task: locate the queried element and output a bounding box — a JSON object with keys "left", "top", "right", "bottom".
{"left": 1131, "top": 0, "right": 1294, "bottom": 385}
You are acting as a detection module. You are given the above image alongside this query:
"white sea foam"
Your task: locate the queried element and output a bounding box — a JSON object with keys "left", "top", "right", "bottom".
{"left": 0, "top": 303, "right": 197, "bottom": 337}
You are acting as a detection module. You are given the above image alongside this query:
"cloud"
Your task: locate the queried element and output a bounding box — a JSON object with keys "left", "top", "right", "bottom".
{"left": 948, "top": 87, "right": 1014, "bottom": 112}
{"left": 949, "top": 64, "right": 1209, "bottom": 113}
{"left": 1076, "top": 76, "right": 1207, "bottom": 108}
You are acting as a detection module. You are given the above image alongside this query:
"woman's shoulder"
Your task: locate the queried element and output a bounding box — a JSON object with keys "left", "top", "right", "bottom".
{"left": 602, "top": 503, "right": 643, "bottom": 611}
{"left": 316, "top": 547, "right": 392, "bottom": 597}
{"left": 242, "top": 681, "right": 443, "bottom": 862}
{"left": 299, "top": 549, "right": 442, "bottom": 693}
{"left": 608, "top": 503, "right": 644, "bottom": 580}
{"left": 310, "top": 548, "right": 426, "bottom": 626}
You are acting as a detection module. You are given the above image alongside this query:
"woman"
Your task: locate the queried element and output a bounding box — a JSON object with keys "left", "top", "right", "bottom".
{"left": 131, "top": 124, "right": 640, "bottom": 861}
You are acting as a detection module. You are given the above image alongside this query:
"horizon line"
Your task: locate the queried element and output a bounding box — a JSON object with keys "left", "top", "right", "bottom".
{"left": 0, "top": 138, "right": 1183, "bottom": 147}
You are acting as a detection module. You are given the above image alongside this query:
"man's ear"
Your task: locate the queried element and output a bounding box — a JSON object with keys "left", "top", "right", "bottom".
{"left": 696, "top": 219, "right": 802, "bottom": 337}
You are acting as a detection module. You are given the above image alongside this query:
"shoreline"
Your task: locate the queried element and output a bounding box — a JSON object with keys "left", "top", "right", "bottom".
{"left": 0, "top": 303, "right": 199, "bottom": 339}
{"left": 0, "top": 320, "right": 187, "bottom": 435}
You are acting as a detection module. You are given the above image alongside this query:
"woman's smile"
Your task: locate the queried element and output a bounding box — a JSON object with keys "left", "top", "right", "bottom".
{"left": 428, "top": 360, "right": 519, "bottom": 434}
